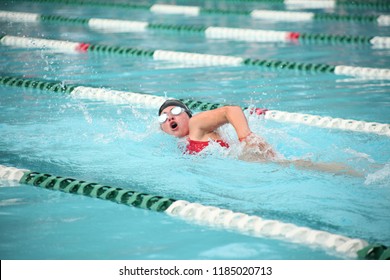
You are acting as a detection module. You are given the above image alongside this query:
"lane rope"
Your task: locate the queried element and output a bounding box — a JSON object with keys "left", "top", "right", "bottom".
{"left": 1, "top": 11, "right": 389, "bottom": 47}
{"left": 1, "top": 74, "right": 389, "bottom": 137}
{"left": 220, "top": 0, "right": 390, "bottom": 11}
{"left": 1, "top": 35, "right": 390, "bottom": 80}
{"left": 20, "top": 0, "right": 390, "bottom": 25}
{"left": 1, "top": 164, "right": 388, "bottom": 260}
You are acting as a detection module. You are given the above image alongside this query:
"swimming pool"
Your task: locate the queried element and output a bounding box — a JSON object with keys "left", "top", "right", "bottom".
{"left": 0, "top": 0, "right": 389, "bottom": 260}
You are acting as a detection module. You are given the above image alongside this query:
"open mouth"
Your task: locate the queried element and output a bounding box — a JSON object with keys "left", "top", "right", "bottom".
{"left": 170, "top": 122, "right": 178, "bottom": 129}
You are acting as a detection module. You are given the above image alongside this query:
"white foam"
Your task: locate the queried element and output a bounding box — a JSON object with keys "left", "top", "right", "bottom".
{"left": 0, "top": 198, "right": 25, "bottom": 206}
{"left": 344, "top": 148, "right": 375, "bottom": 163}
{"left": 365, "top": 163, "right": 390, "bottom": 185}
{"left": 199, "top": 243, "right": 262, "bottom": 258}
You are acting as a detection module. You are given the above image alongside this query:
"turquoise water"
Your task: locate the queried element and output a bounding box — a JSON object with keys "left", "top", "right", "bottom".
{"left": 0, "top": 0, "right": 390, "bottom": 260}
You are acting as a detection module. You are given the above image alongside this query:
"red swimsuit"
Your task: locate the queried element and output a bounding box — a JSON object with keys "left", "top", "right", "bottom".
{"left": 186, "top": 138, "right": 229, "bottom": 154}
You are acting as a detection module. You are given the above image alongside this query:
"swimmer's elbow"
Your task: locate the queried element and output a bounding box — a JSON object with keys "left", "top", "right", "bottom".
{"left": 223, "top": 105, "right": 244, "bottom": 118}
{"left": 224, "top": 105, "right": 242, "bottom": 111}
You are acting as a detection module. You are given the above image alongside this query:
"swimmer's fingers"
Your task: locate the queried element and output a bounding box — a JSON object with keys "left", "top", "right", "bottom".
{"left": 240, "top": 132, "right": 277, "bottom": 160}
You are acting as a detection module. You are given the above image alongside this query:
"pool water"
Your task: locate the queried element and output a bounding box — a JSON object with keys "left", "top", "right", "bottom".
{"left": 0, "top": 0, "right": 389, "bottom": 260}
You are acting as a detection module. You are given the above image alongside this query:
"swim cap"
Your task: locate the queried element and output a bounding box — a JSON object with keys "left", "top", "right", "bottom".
{"left": 158, "top": 99, "right": 192, "bottom": 118}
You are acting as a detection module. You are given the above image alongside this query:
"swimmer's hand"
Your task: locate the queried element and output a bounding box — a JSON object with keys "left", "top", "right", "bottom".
{"left": 239, "top": 132, "right": 277, "bottom": 161}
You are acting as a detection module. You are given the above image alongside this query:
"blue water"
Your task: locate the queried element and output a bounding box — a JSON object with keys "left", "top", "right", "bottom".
{"left": 0, "top": 0, "right": 390, "bottom": 260}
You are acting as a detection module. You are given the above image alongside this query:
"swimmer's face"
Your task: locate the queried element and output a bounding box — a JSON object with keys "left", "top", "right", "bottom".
{"left": 159, "top": 106, "right": 190, "bottom": 138}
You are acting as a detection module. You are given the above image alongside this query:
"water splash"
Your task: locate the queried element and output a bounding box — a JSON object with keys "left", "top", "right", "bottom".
{"left": 365, "top": 163, "right": 390, "bottom": 186}
{"left": 78, "top": 103, "right": 93, "bottom": 124}
{"left": 92, "top": 109, "right": 161, "bottom": 144}
{"left": 0, "top": 198, "right": 25, "bottom": 206}
{"left": 344, "top": 148, "right": 375, "bottom": 163}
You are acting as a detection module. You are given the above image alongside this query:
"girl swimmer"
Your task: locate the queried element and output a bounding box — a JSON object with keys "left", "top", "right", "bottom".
{"left": 158, "top": 99, "right": 362, "bottom": 177}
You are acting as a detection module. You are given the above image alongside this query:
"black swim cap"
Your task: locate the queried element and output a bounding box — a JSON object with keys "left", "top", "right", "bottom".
{"left": 158, "top": 99, "right": 192, "bottom": 118}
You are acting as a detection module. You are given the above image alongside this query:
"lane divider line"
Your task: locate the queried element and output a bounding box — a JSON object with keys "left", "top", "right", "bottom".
{"left": 1, "top": 35, "right": 390, "bottom": 79}
{"left": 1, "top": 164, "right": 388, "bottom": 260}
{"left": 1, "top": 74, "right": 389, "bottom": 137}
{"left": 1, "top": 11, "right": 389, "bottom": 47}
{"left": 212, "top": 0, "right": 390, "bottom": 11}
{"left": 20, "top": 0, "right": 390, "bottom": 25}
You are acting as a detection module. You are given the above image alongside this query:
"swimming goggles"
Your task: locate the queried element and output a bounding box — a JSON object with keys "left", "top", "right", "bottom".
{"left": 158, "top": 106, "right": 185, "bottom": 124}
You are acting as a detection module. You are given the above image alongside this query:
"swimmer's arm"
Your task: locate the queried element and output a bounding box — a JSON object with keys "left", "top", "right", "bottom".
{"left": 276, "top": 159, "right": 364, "bottom": 177}
{"left": 189, "top": 106, "right": 251, "bottom": 140}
